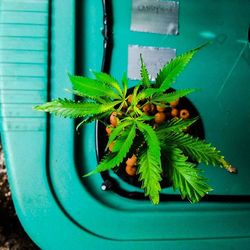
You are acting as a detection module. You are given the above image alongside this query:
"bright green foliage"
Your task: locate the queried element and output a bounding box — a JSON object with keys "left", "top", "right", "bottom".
{"left": 68, "top": 74, "right": 120, "bottom": 100}
{"left": 164, "top": 146, "right": 213, "bottom": 203}
{"left": 155, "top": 43, "right": 209, "bottom": 90}
{"left": 160, "top": 132, "right": 224, "bottom": 166}
{"left": 85, "top": 123, "right": 136, "bottom": 176}
{"left": 34, "top": 99, "right": 120, "bottom": 118}
{"left": 92, "top": 71, "right": 123, "bottom": 96}
{"left": 152, "top": 88, "right": 198, "bottom": 105}
{"left": 106, "top": 120, "right": 133, "bottom": 151}
{"left": 139, "top": 149, "right": 162, "bottom": 204}
{"left": 137, "top": 121, "right": 162, "bottom": 204}
{"left": 140, "top": 54, "right": 151, "bottom": 87}
{"left": 34, "top": 43, "right": 235, "bottom": 205}
{"left": 76, "top": 112, "right": 109, "bottom": 131}
{"left": 157, "top": 117, "right": 198, "bottom": 134}
{"left": 122, "top": 73, "right": 128, "bottom": 98}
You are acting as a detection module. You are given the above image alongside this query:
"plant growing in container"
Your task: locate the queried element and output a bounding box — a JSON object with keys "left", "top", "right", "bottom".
{"left": 34, "top": 44, "right": 236, "bottom": 205}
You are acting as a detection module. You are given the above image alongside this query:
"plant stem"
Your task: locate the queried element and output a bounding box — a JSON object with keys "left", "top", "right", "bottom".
{"left": 220, "top": 158, "right": 237, "bottom": 173}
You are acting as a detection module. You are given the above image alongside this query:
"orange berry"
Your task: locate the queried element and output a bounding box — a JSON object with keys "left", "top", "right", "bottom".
{"left": 108, "top": 141, "right": 115, "bottom": 152}
{"left": 180, "top": 109, "right": 190, "bottom": 119}
{"left": 154, "top": 112, "right": 166, "bottom": 124}
{"left": 170, "top": 99, "right": 179, "bottom": 107}
{"left": 156, "top": 105, "right": 166, "bottom": 112}
{"left": 110, "top": 112, "right": 119, "bottom": 127}
{"left": 171, "top": 108, "right": 179, "bottom": 117}
{"left": 126, "top": 154, "right": 137, "bottom": 166}
{"left": 127, "top": 94, "right": 133, "bottom": 104}
{"left": 142, "top": 104, "right": 151, "bottom": 114}
{"left": 105, "top": 126, "right": 112, "bottom": 136}
{"left": 125, "top": 165, "right": 137, "bottom": 176}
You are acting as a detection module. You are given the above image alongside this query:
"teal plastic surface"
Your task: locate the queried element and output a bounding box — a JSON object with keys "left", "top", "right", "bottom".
{"left": 0, "top": 0, "right": 250, "bottom": 249}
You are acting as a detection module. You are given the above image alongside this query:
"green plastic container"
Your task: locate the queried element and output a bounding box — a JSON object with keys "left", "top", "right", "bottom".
{"left": 0, "top": 0, "right": 250, "bottom": 249}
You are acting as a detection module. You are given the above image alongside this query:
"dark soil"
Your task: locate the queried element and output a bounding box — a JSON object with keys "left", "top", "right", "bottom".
{"left": 0, "top": 144, "right": 39, "bottom": 250}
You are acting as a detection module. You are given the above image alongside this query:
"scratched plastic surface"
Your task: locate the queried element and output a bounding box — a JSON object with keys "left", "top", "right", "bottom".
{"left": 0, "top": 0, "right": 250, "bottom": 249}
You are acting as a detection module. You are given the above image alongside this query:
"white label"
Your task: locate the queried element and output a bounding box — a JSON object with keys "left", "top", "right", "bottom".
{"left": 131, "top": 0, "right": 179, "bottom": 35}
{"left": 128, "top": 45, "right": 176, "bottom": 80}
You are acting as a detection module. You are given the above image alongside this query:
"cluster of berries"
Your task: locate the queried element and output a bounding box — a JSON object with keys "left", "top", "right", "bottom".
{"left": 105, "top": 96, "right": 190, "bottom": 177}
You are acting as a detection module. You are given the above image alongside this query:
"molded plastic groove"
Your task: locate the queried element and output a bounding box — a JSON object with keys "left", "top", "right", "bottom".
{"left": 0, "top": 2, "right": 48, "bottom": 12}
{"left": 0, "top": 48, "right": 47, "bottom": 52}
{"left": 0, "top": 24, "right": 47, "bottom": 37}
{"left": 0, "top": 78, "right": 46, "bottom": 91}
{"left": 0, "top": 62, "right": 47, "bottom": 65}
{"left": 0, "top": 35, "right": 47, "bottom": 38}
{"left": 0, "top": 64, "right": 47, "bottom": 75}
{"left": 1, "top": 12, "right": 48, "bottom": 25}
{"left": 0, "top": 0, "right": 48, "bottom": 132}
{"left": 0, "top": 104, "right": 44, "bottom": 118}
{"left": 0, "top": 90, "right": 47, "bottom": 103}
{"left": 0, "top": 10, "right": 48, "bottom": 14}
{"left": 0, "top": 23, "right": 47, "bottom": 26}
{"left": 0, "top": 54, "right": 47, "bottom": 64}
{"left": 2, "top": 117, "right": 46, "bottom": 131}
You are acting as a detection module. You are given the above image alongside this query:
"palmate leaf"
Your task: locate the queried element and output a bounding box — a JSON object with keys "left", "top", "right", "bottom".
{"left": 34, "top": 98, "right": 121, "bottom": 118}
{"left": 164, "top": 146, "right": 213, "bottom": 203}
{"left": 155, "top": 43, "right": 209, "bottom": 90}
{"left": 152, "top": 88, "right": 198, "bottom": 104}
{"left": 76, "top": 112, "right": 110, "bottom": 131}
{"left": 137, "top": 86, "right": 196, "bottom": 101}
{"left": 137, "top": 87, "right": 158, "bottom": 100}
{"left": 64, "top": 88, "right": 105, "bottom": 104}
{"left": 156, "top": 117, "right": 198, "bottom": 137}
{"left": 122, "top": 73, "right": 128, "bottom": 98}
{"left": 84, "top": 123, "right": 136, "bottom": 176}
{"left": 105, "top": 119, "right": 133, "bottom": 151}
{"left": 68, "top": 74, "right": 121, "bottom": 100}
{"left": 131, "top": 84, "right": 140, "bottom": 106}
{"left": 138, "top": 149, "right": 162, "bottom": 205}
{"left": 137, "top": 121, "right": 161, "bottom": 161}
{"left": 136, "top": 121, "right": 162, "bottom": 204}
{"left": 160, "top": 131, "right": 224, "bottom": 167}
{"left": 140, "top": 54, "right": 151, "bottom": 87}
{"left": 92, "top": 71, "right": 123, "bottom": 96}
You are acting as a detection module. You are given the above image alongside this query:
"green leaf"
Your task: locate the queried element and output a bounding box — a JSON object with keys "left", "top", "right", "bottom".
{"left": 160, "top": 132, "right": 224, "bottom": 166}
{"left": 136, "top": 115, "right": 155, "bottom": 122}
{"left": 140, "top": 54, "right": 151, "bottom": 87}
{"left": 131, "top": 85, "right": 140, "bottom": 106}
{"left": 164, "top": 146, "right": 213, "bottom": 203}
{"left": 156, "top": 117, "right": 198, "bottom": 137}
{"left": 34, "top": 98, "right": 120, "bottom": 118}
{"left": 84, "top": 123, "right": 137, "bottom": 176}
{"left": 136, "top": 121, "right": 161, "bottom": 161}
{"left": 76, "top": 112, "right": 109, "bottom": 131}
{"left": 136, "top": 121, "right": 162, "bottom": 204}
{"left": 64, "top": 88, "right": 105, "bottom": 103}
{"left": 155, "top": 43, "right": 209, "bottom": 90}
{"left": 68, "top": 74, "right": 120, "bottom": 100}
{"left": 92, "top": 71, "right": 123, "bottom": 96}
{"left": 137, "top": 87, "right": 158, "bottom": 100}
{"left": 138, "top": 149, "right": 162, "bottom": 205}
{"left": 105, "top": 120, "right": 133, "bottom": 151}
{"left": 152, "top": 88, "right": 198, "bottom": 104}
{"left": 122, "top": 73, "right": 128, "bottom": 98}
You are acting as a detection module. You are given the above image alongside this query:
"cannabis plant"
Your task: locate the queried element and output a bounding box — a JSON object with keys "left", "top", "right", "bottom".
{"left": 34, "top": 44, "right": 236, "bottom": 205}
